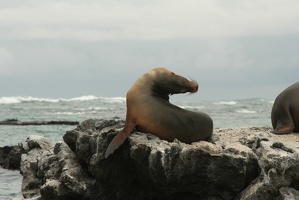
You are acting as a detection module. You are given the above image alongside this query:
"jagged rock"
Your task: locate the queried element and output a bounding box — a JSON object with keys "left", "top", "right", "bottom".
{"left": 235, "top": 128, "right": 299, "bottom": 200}
{"left": 19, "top": 135, "right": 95, "bottom": 200}
{"left": 277, "top": 187, "right": 299, "bottom": 200}
{"left": 19, "top": 119, "right": 299, "bottom": 200}
{"left": 19, "top": 135, "right": 53, "bottom": 199}
{"left": 0, "top": 145, "right": 23, "bottom": 169}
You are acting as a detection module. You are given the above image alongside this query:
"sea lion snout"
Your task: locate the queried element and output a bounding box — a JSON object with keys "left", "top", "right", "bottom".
{"left": 180, "top": 79, "right": 198, "bottom": 94}
{"left": 152, "top": 69, "right": 199, "bottom": 95}
{"left": 190, "top": 81, "right": 198, "bottom": 93}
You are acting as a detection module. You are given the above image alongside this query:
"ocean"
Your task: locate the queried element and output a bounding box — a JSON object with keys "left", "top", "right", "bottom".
{"left": 0, "top": 96, "right": 274, "bottom": 199}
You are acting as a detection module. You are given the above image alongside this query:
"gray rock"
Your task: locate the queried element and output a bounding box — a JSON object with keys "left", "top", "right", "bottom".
{"left": 19, "top": 119, "right": 299, "bottom": 200}
{"left": 20, "top": 135, "right": 95, "bottom": 199}
{"left": 19, "top": 135, "right": 53, "bottom": 199}
{"left": 276, "top": 187, "right": 299, "bottom": 200}
{"left": 236, "top": 128, "right": 299, "bottom": 200}
{"left": 0, "top": 145, "right": 23, "bottom": 169}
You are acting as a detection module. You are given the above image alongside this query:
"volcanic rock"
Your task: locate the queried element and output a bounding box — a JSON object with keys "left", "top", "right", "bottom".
{"left": 18, "top": 119, "right": 299, "bottom": 200}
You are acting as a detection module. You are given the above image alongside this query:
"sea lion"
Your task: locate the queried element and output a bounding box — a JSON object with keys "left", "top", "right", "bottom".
{"left": 105, "top": 67, "right": 213, "bottom": 158}
{"left": 271, "top": 82, "right": 299, "bottom": 134}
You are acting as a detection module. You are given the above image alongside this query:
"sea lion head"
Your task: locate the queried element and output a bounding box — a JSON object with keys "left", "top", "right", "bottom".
{"left": 150, "top": 68, "right": 198, "bottom": 99}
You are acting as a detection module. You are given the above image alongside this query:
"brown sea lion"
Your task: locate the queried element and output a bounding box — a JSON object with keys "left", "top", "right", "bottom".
{"left": 271, "top": 82, "right": 299, "bottom": 134}
{"left": 105, "top": 68, "right": 213, "bottom": 158}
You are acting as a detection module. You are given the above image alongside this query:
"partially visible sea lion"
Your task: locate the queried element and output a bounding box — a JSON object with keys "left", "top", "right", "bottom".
{"left": 105, "top": 68, "right": 213, "bottom": 158}
{"left": 271, "top": 82, "right": 299, "bottom": 134}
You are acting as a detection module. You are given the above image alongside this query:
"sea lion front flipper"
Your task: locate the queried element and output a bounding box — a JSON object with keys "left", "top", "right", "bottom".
{"left": 271, "top": 109, "right": 295, "bottom": 134}
{"left": 104, "top": 119, "right": 136, "bottom": 158}
{"left": 271, "top": 103, "right": 295, "bottom": 134}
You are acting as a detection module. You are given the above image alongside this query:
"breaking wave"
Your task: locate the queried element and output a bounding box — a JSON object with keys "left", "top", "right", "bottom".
{"left": 0, "top": 96, "right": 126, "bottom": 104}
{"left": 213, "top": 101, "right": 237, "bottom": 105}
{"left": 236, "top": 109, "right": 257, "bottom": 114}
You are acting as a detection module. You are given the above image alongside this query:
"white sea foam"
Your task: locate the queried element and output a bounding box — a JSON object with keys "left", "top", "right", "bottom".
{"left": 87, "top": 107, "right": 109, "bottom": 111}
{"left": 236, "top": 109, "right": 257, "bottom": 114}
{"left": 0, "top": 97, "right": 22, "bottom": 104}
{"left": 213, "top": 101, "right": 237, "bottom": 105}
{"left": 53, "top": 111, "right": 86, "bottom": 115}
{"left": 0, "top": 96, "right": 59, "bottom": 104}
{"left": 259, "top": 99, "right": 274, "bottom": 104}
{"left": 90, "top": 106, "right": 108, "bottom": 110}
{"left": 0, "top": 96, "right": 126, "bottom": 104}
{"left": 180, "top": 106, "right": 205, "bottom": 109}
{"left": 67, "top": 95, "right": 99, "bottom": 101}
{"left": 76, "top": 107, "right": 114, "bottom": 111}
{"left": 100, "top": 97, "right": 126, "bottom": 103}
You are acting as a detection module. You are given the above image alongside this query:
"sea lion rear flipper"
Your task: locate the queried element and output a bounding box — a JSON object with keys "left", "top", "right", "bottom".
{"left": 271, "top": 120, "right": 294, "bottom": 134}
{"left": 104, "top": 120, "right": 136, "bottom": 158}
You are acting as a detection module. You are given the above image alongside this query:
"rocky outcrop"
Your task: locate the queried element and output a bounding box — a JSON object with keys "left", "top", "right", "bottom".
{"left": 19, "top": 119, "right": 299, "bottom": 200}
{"left": 19, "top": 135, "right": 96, "bottom": 199}
{"left": 0, "top": 145, "right": 23, "bottom": 169}
{"left": 0, "top": 119, "right": 79, "bottom": 126}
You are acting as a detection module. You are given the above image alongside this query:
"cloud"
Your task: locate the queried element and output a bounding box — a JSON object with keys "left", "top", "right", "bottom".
{"left": 0, "top": 48, "right": 15, "bottom": 73}
{"left": 0, "top": 0, "right": 299, "bottom": 100}
{"left": 1, "top": 0, "right": 299, "bottom": 41}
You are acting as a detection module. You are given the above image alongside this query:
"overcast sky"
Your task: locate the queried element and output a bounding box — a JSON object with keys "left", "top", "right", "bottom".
{"left": 1, "top": 0, "right": 299, "bottom": 101}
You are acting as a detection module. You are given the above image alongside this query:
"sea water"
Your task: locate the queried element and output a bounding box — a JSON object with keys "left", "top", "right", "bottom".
{"left": 0, "top": 96, "right": 274, "bottom": 199}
